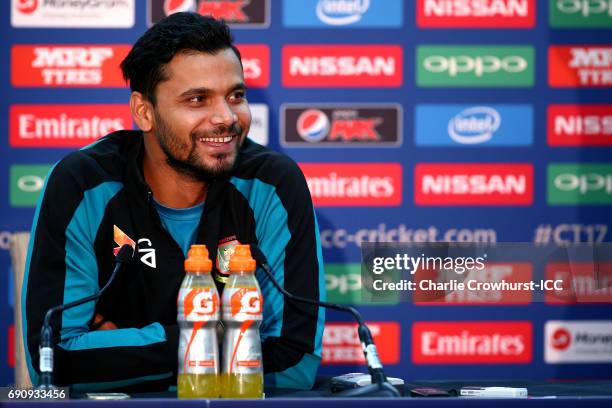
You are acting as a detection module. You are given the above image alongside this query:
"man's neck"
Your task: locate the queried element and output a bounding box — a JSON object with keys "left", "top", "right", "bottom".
{"left": 142, "top": 146, "right": 207, "bottom": 209}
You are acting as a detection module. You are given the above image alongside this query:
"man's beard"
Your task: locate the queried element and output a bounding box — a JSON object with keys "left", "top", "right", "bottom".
{"left": 154, "top": 110, "right": 242, "bottom": 182}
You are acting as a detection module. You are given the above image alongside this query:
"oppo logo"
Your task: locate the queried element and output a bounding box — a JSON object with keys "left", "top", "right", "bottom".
{"left": 326, "top": 273, "right": 361, "bottom": 294}
{"left": 423, "top": 55, "right": 527, "bottom": 77}
{"left": 557, "top": 0, "right": 612, "bottom": 16}
{"left": 554, "top": 173, "right": 612, "bottom": 194}
{"left": 17, "top": 174, "right": 44, "bottom": 193}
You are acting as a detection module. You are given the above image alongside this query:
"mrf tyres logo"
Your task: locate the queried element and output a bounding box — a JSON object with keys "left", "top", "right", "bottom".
{"left": 148, "top": 0, "right": 269, "bottom": 27}
{"left": 415, "top": 104, "right": 533, "bottom": 146}
{"left": 548, "top": 104, "right": 612, "bottom": 146}
{"left": 549, "top": 46, "right": 612, "bottom": 87}
{"left": 417, "top": 0, "right": 535, "bottom": 28}
{"left": 545, "top": 262, "right": 612, "bottom": 304}
{"left": 281, "top": 104, "right": 401, "bottom": 147}
{"left": 322, "top": 322, "right": 400, "bottom": 365}
{"left": 548, "top": 163, "right": 612, "bottom": 204}
{"left": 415, "top": 163, "right": 534, "bottom": 206}
{"left": 10, "top": 104, "right": 131, "bottom": 148}
{"left": 550, "top": 0, "right": 612, "bottom": 27}
{"left": 545, "top": 321, "right": 612, "bottom": 363}
{"left": 9, "top": 164, "right": 52, "bottom": 207}
{"left": 300, "top": 163, "right": 402, "bottom": 207}
{"left": 417, "top": 46, "right": 534, "bottom": 87}
{"left": 11, "top": 0, "right": 135, "bottom": 28}
{"left": 236, "top": 44, "right": 269, "bottom": 88}
{"left": 282, "top": 45, "right": 403, "bottom": 87}
{"left": 412, "top": 321, "right": 533, "bottom": 364}
{"left": 11, "top": 45, "right": 130, "bottom": 87}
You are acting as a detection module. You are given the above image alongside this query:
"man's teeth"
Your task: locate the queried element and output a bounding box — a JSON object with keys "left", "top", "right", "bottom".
{"left": 199, "top": 136, "right": 233, "bottom": 143}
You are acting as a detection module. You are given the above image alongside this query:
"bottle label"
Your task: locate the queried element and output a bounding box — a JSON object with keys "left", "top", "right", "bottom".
{"left": 178, "top": 328, "right": 219, "bottom": 375}
{"left": 229, "top": 288, "right": 263, "bottom": 319}
{"left": 224, "top": 321, "right": 262, "bottom": 375}
{"left": 180, "top": 288, "right": 219, "bottom": 322}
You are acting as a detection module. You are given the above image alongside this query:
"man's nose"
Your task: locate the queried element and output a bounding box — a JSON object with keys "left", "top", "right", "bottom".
{"left": 210, "top": 100, "right": 236, "bottom": 126}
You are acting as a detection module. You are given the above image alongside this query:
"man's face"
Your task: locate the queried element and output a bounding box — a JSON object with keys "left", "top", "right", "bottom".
{"left": 151, "top": 48, "right": 251, "bottom": 181}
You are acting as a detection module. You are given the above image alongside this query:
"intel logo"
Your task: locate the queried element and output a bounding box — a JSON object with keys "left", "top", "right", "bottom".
{"left": 447, "top": 106, "right": 501, "bottom": 145}
{"left": 316, "top": 0, "right": 370, "bottom": 26}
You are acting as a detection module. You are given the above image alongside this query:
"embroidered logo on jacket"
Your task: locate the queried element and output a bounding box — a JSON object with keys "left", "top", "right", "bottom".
{"left": 215, "top": 236, "right": 240, "bottom": 283}
{"left": 138, "top": 238, "right": 157, "bottom": 269}
{"left": 113, "top": 225, "right": 135, "bottom": 256}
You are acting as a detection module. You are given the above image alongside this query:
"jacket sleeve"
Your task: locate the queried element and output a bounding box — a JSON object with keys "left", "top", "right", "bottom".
{"left": 247, "top": 157, "right": 326, "bottom": 390}
{"left": 22, "top": 156, "right": 178, "bottom": 391}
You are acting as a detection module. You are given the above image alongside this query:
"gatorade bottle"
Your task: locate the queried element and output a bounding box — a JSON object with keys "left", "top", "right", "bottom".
{"left": 177, "top": 245, "right": 220, "bottom": 398}
{"left": 221, "top": 244, "right": 264, "bottom": 398}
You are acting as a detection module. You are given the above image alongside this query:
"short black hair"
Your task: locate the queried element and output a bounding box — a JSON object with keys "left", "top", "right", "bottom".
{"left": 120, "top": 12, "right": 241, "bottom": 105}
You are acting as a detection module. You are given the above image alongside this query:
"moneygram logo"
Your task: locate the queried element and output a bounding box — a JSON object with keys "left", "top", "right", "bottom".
{"left": 322, "top": 322, "right": 400, "bottom": 364}
{"left": 148, "top": 0, "right": 269, "bottom": 27}
{"left": 300, "top": 163, "right": 402, "bottom": 206}
{"left": 550, "top": 0, "right": 612, "bottom": 27}
{"left": 11, "top": 0, "right": 135, "bottom": 28}
{"left": 11, "top": 45, "right": 130, "bottom": 87}
{"left": 282, "top": 45, "right": 403, "bottom": 87}
{"left": 545, "top": 321, "right": 612, "bottom": 363}
{"left": 417, "top": 0, "right": 535, "bottom": 28}
{"left": 10, "top": 104, "right": 131, "bottom": 148}
{"left": 10, "top": 164, "right": 53, "bottom": 207}
{"left": 417, "top": 46, "right": 534, "bottom": 87}
{"left": 415, "top": 104, "right": 533, "bottom": 146}
{"left": 247, "top": 104, "right": 268, "bottom": 146}
{"left": 281, "top": 104, "right": 402, "bottom": 147}
{"left": 548, "top": 104, "right": 612, "bottom": 146}
{"left": 549, "top": 46, "right": 612, "bottom": 87}
{"left": 548, "top": 164, "right": 612, "bottom": 204}
{"left": 545, "top": 262, "right": 612, "bottom": 304}
{"left": 325, "top": 263, "right": 399, "bottom": 304}
{"left": 413, "top": 321, "right": 532, "bottom": 364}
{"left": 282, "top": 0, "right": 402, "bottom": 27}
{"left": 236, "top": 44, "right": 269, "bottom": 88}
{"left": 415, "top": 163, "right": 534, "bottom": 206}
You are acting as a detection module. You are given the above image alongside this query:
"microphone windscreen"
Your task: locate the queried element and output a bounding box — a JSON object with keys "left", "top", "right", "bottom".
{"left": 116, "top": 244, "right": 134, "bottom": 263}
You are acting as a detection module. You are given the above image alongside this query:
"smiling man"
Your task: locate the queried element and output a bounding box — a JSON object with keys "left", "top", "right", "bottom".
{"left": 23, "top": 13, "right": 325, "bottom": 392}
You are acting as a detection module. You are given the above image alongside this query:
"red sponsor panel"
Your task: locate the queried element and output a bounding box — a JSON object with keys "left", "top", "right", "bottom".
{"left": 548, "top": 46, "right": 612, "bottom": 88}
{"left": 282, "top": 45, "right": 403, "bottom": 88}
{"left": 414, "top": 163, "right": 533, "bottom": 206}
{"left": 8, "top": 325, "right": 14, "bottom": 368}
{"left": 236, "top": 44, "right": 269, "bottom": 88}
{"left": 412, "top": 321, "right": 532, "bottom": 364}
{"left": 414, "top": 263, "right": 533, "bottom": 304}
{"left": 10, "top": 104, "right": 131, "bottom": 148}
{"left": 11, "top": 45, "right": 130, "bottom": 87}
{"left": 416, "top": 0, "right": 535, "bottom": 28}
{"left": 299, "top": 163, "right": 402, "bottom": 207}
{"left": 547, "top": 105, "right": 612, "bottom": 146}
{"left": 322, "top": 322, "right": 400, "bottom": 365}
{"left": 545, "top": 262, "right": 612, "bottom": 304}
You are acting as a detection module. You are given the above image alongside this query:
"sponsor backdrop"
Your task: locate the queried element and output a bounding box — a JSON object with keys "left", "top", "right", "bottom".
{"left": 1, "top": 0, "right": 611, "bottom": 386}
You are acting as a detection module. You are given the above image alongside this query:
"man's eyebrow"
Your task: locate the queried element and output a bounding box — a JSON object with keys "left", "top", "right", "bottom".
{"left": 178, "top": 83, "right": 247, "bottom": 99}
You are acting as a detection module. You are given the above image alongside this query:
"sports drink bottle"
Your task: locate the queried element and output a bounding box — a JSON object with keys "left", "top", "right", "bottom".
{"left": 221, "top": 244, "right": 264, "bottom": 398}
{"left": 177, "top": 245, "right": 220, "bottom": 398}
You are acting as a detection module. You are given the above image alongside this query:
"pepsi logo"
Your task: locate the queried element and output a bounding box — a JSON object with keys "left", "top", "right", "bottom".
{"left": 164, "top": 0, "right": 197, "bottom": 16}
{"left": 551, "top": 327, "right": 572, "bottom": 350}
{"left": 16, "top": 0, "right": 38, "bottom": 14}
{"left": 297, "top": 109, "right": 330, "bottom": 142}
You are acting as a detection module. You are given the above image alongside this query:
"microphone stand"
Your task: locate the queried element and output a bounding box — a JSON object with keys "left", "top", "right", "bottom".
{"left": 38, "top": 244, "right": 134, "bottom": 389}
{"left": 251, "top": 247, "right": 400, "bottom": 398}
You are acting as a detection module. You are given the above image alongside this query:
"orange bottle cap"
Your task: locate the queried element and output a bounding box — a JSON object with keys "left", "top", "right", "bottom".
{"left": 229, "top": 244, "right": 256, "bottom": 273}
{"left": 184, "top": 244, "right": 212, "bottom": 273}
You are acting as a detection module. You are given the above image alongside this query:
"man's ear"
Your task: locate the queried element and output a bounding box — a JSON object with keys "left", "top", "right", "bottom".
{"left": 130, "top": 92, "right": 154, "bottom": 132}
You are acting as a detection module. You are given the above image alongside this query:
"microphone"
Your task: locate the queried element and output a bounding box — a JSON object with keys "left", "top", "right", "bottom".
{"left": 249, "top": 245, "right": 400, "bottom": 398}
{"left": 38, "top": 244, "right": 134, "bottom": 389}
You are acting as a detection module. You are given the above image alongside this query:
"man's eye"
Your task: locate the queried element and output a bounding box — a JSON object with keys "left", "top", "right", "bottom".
{"left": 189, "top": 96, "right": 204, "bottom": 103}
{"left": 230, "top": 92, "right": 246, "bottom": 102}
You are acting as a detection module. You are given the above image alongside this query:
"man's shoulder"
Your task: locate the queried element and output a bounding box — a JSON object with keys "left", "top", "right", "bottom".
{"left": 234, "top": 138, "right": 303, "bottom": 185}
{"left": 49, "top": 130, "right": 141, "bottom": 190}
